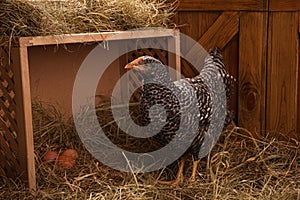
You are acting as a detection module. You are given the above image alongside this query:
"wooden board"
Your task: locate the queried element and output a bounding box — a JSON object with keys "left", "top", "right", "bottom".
{"left": 177, "top": 0, "right": 267, "bottom": 11}
{"left": 16, "top": 46, "right": 36, "bottom": 190}
{"left": 269, "top": 0, "right": 300, "bottom": 11}
{"left": 298, "top": 13, "right": 300, "bottom": 136}
{"left": 195, "top": 12, "right": 239, "bottom": 50}
{"left": 18, "top": 30, "right": 178, "bottom": 47}
{"left": 267, "top": 12, "right": 299, "bottom": 138}
{"left": 175, "top": 12, "right": 221, "bottom": 77}
{"left": 238, "top": 12, "right": 267, "bottom": 136}
{"left": 222, "top": 34, "right": 239, "bottom": 124}
{"left": 182, "top": 12, "right": 239, "bottom": 75}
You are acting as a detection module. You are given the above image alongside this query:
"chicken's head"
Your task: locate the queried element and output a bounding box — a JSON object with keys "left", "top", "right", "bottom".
{"left": 125, "top": 56, "right": 170, "bottom": 83}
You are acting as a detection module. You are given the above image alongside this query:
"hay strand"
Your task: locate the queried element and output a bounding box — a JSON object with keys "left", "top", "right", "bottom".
{"left": 1, "top": 100, "right": 299, "bottom": 199}
{"left": 0, "top": 0, "right": 177, "bottom": 42}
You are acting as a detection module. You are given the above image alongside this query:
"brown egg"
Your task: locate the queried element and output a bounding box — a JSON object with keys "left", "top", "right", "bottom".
{"left": 42, "top": 151, "right": 58, "bottom": 162}
{"left": 61, "top": 149, "right": 79, "bottom": 160}
{"left": 57, "top": 155, "right": 76, "bottom": 169}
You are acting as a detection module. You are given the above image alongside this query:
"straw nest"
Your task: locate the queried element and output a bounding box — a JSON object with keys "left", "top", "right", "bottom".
{"left": 0, "top": 0, "right": 177, "bottom": 41}
{"left": 1, "top": 100, "right": 299, "bottom": 199}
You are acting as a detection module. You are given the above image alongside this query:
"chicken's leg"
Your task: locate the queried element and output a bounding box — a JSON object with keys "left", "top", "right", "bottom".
{"left": 189, "top": 159, "right": 200, "bottom": 181}
{"left": 157, "top": 157, "right": 186, "bottom": 187}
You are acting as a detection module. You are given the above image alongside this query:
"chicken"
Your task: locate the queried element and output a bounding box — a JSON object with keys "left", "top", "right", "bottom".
{"left": 124, "top": 48, "right": 234, "bottom": 187}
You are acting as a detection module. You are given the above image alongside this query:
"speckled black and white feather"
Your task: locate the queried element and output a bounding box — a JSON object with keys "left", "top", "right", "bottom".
{"left": 131, "top": 48, "right": 234, "bottom": 160}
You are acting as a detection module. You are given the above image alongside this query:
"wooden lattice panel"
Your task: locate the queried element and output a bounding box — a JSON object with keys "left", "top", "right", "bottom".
{"left": 127, "top": 37, "right": 169, "bottom": 64}
{"left": 0, "top": 46, "right": 20, "bottom": 178}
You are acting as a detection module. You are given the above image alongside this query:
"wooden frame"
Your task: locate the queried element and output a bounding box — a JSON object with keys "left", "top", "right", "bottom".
{"left": 0, "top": 29, "right": 181, "bottom": 190}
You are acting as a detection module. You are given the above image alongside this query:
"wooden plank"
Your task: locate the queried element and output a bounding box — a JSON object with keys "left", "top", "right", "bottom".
{"left": 18, "top": 30, "right": 177, "bottom": 47}
{"left": 177, "top": 0, "right": 267, "bottom": 11}
{"left": 297, "top": 12, "right": 300, "bottom": 136}
{"left": 176, "top": 12, "right": 221, "bottom": 77}
{"left": 238, "top": 12, "right": 267, "bottom": 137}
{"left": 267, "top": 12, "right": 299, "bottom": 139}
{"left": 176, "top": 12, "right": 204, "bottom": 77}
{"left": 222, "top": 35, "right": 239, "bottom": 125}
{"left": 195, "top": 12, "right": 239, "bottom": 50}
{"left": 269, "top": 0, "right": 300, "bottom": 11}
{"left": 13, "top": 45, "right": 36, "bottom": 190}
{"left": 176, "top": 12, "right": 221, "bottom": 54}
{"left": 185, "top": 12, "right": 239, "bottom": 68}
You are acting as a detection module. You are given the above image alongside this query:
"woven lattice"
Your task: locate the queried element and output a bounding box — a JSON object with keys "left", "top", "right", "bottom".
{"left": 126, "top": 37, "right": 169, "bottom": 101}
{"left": 0, "top": 46, "right": 20, "bottom": 178}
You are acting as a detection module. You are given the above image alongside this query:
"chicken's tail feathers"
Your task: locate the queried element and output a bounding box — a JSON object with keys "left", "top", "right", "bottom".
{"left": 208, "top": 47, "right": 236, "bottom": 83}
{"left": 201, "top": 47, "right": 236, "bottom": 100}
{"left": 208, "top": 47, "right": 222, "bottom": 58}
{"left": 208, "top": 47, "right": 226, "bottom": 69}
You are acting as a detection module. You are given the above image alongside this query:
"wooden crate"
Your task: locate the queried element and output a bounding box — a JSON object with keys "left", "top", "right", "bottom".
{"left": 176, "top": 0, "right": 300, "bottom": 139}
{"left": 0, "top": 29, "right": 180, "bottom": 190}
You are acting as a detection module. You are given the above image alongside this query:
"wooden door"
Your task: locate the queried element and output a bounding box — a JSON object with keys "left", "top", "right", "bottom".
{"left": 176, "top": 0, "right": 300, "bottom": 139}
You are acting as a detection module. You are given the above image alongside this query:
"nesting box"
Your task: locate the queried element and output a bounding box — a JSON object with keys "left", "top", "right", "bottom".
{"left": 0, "top": 29, "right": 180, "bottom": 189}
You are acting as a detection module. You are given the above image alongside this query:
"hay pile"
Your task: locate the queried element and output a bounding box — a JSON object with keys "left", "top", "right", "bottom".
{"left": 0, "top": 0, "right": 177, "bottom": 41}
{"left": 1, "top": 101, "right": 299, "bottom": 199}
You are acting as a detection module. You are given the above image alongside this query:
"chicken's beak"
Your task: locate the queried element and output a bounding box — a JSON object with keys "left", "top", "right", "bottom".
{"left": 124, "top": 63, "right": 135, "bottom": 69}
{"left": 125, "top": 64, "right": 144, "bottom": 71}
{"left": 124, "top": 57, "right": 144, "bottom": 70}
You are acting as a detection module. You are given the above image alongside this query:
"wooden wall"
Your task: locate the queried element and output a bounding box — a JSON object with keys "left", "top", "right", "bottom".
{"left": 175, "top": 0, "right": 300, "bottom": 139}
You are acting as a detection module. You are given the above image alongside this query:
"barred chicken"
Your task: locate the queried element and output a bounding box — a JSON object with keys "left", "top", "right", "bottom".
{"left": 125, "top": 48, "right": 234, "bottom": 187}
